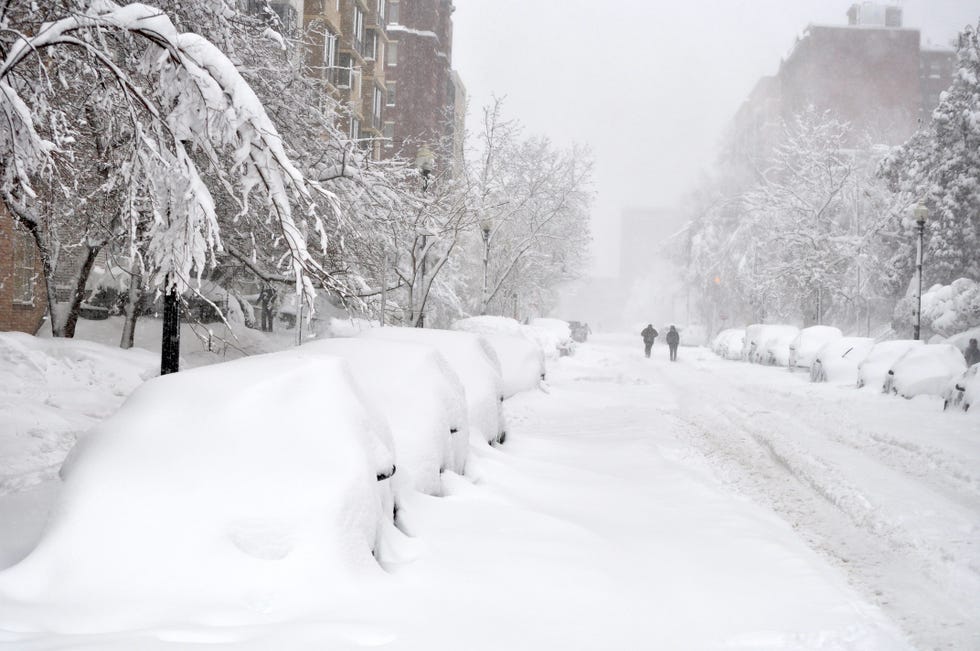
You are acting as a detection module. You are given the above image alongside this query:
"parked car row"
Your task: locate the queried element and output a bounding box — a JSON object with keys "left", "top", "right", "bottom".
{"left": 711, "top": 325, "right": 978, "bottom": 413}
{"left": 2, "top": 319, "right": 564, "bottom": 623}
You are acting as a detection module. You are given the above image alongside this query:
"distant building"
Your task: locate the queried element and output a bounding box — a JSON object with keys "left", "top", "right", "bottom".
{"left": 383, "top": 0, "right": 465, "bottom": 169}
{"left": 730, "top": 2, "right": 955, "bottom": 166}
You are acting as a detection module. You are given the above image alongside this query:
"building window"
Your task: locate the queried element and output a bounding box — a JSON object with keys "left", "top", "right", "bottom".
{"left": 335, "top": 52, "right": 353, "bottom": 87}
{"left": 376, "top": 0, "right": 386, "bottom": 24}
{"left": 365, "top": 29, "right": 377, "bottom": 60}
{"left": 386, "top": 81, "right": 396, "bottom": 106}
{"left": 373, "top": 86, "right": 384, "bottom": 129}
{"left": 323, "top": 31, "right": 337, "bottom": 71}
{"left": 12, "top": 223, "right": 36, "bottom": 304}
{"left": 349, "top": 117, "right": 361, "bottom": 142}
{"left": 388, "top": 2, "right": 399, "bottom": 24}
{"left": 353, "top": 7, "right": 365, "bottom": 55}
{"left": 383, "top": 122, "right": 394, "bottom": 147}
{"left": 387, "top": 41, "right": 397, "bottom": 66}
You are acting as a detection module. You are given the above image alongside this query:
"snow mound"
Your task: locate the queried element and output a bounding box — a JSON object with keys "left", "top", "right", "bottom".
{"left": 809, "top": 337, "right": 875, "bottom": 384}
{"left": 0, "top": 333, "right": 157, "bottom": 493}
{"left": 0, "top": 352, "right": 395, "bottom": 631}
{"left": 920, "top": 278, "right": 980, "bottom": 336}
{"left": 943, "top": 325, "right": 980, "bottom": 354}
{"left": 857, "top": 340, "right": 924, "bottom": 391}
{"left": 301, "top": 338, "right": 468, "bottom": 496}
{"left": 360, "top": 327, "right": 506, "bottom": 445}
{"left": 711, "top": 329, "right": 746, "bottom": 360}
{"left": 789, "top": 326, "right": 842, "bottom": 369}
{"left": 883, "top": 344, "right": 967, "bottom": 399}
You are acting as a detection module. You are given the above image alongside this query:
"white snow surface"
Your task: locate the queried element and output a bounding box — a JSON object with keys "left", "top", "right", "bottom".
{"left": 883, "top": 343, "right": 968, "bottom": 398}
{"left": 527, "top": 317, "right": 575, "bottom": 358}
{"left": 809, "top": 337, "right": 876, "bottom": 384}
{"left": 857, "top": 340, "right": 924, "bottom": 390}
{"left": 1, "top": 332, "right": 978, "bottom": 649}
{"left": 359, "top": 327, "right": 506, "bottom": 444}
{"left": 0, "top": 351, "right": 395, "bottom": 632}
{"left": 789, "top": 326, "right": 843, "bottom": 369}
{"left": 299, "top": 338, "right": 468, "bottom": 495}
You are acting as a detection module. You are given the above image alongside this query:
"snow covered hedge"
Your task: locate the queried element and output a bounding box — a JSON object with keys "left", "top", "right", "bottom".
{"left": 894, "top": 279, "right": 980, "bottom": 338}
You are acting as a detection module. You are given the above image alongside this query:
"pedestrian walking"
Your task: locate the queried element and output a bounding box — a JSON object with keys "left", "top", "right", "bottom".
{"left": 640, "top": 324, "right": 658, "bottom": 358}
{"left": 965, "top": 338, "right": 980, "bottom": 367}
{"left": 666, "top": 325, "right": 680, "bottom": 362}
{"left": 259, "top": 284, "right": 277, "bottom": 332}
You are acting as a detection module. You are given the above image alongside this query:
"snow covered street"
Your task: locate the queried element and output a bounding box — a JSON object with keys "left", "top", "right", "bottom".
{"left": 1, "top": 333, "right": 977, "bottom": 649}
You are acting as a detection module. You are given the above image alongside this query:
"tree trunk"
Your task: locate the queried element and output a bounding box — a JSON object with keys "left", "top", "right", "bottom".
{"left": 59, "top": 245, "right": 102, "bottom": 338}
{"left": 119, "top": 259, "right": 143, "bottom": 349}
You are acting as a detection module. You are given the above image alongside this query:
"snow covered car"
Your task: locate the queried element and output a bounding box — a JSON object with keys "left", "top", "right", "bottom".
{"left": 0, "top": 352, "right": 396, "bottom": 627}
{"left": 857, "top": 340, "right": 924, "bottom": 390}
{"left": 302, "top": 338, "right": 469, "bottom": 496}
{"left": 943, "top": 365, "right": 980, "bottom": 412}
{"left": 711, "top": 328, "right": 745, "bottom": 360}
{"left": 788, "top": 326, "right": 842, "bottom": 370}
{"left": 809, "top": 337, "right": 875, "bottom": 384}
{"left": 744, "top": 324, "right": 800, "bottom": 365}
{"left": 568, "top": 321, "right": 591, "bottom": 343}
{"left": 360, "top": 327, "right": 507, "bottom": 445}
{"left": 452, "top": 315, "right": 547, "bottom": 390}
{"left": 882, "top": 344, "right": 967, "bottom": 399}
{"left": 529, "top": 318, "right": 576, "bottom": 358}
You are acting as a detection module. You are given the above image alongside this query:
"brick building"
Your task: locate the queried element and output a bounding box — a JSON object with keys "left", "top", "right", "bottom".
{"left": 0, "top": 209, "right": 46, "bottom": 334}
{"left": 730, "top": 2, "right": 956, "bottom": 166}
{"left": 383, "top": 0, "right": 465, "bottom": 168}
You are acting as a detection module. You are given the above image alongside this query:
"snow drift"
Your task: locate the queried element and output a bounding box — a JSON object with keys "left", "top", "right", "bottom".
{"left": 883, "top": 344, "right": 967, "bottom": 399}
{"left": 451, "top": 317, "right": 544, "bottom": 397}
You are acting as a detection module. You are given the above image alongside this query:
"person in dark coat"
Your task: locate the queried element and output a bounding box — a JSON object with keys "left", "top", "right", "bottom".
{"left": 965, "top": 338, "right": 980, "bottom": 367}
{"left": 641, "top": 324, "right": 658, "bottom": 358}
{"left": 258, "top": 285, "right": 277, "bottom": 332}
{"left": 666, "top": 325, "right": 680, "bottom": 361}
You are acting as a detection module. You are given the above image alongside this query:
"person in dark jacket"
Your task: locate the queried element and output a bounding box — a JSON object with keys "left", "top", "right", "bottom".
{"left": 666, "top": 325, "right": 680, "bottom": 361}
{"left": 640, "top": 324, "right": 658, "bottom": 358}
{"left": 258, "top": 285, "right": 277, "bottom": 332}
{"left": 965, "top": 338, "right": 980, "bottom": 367}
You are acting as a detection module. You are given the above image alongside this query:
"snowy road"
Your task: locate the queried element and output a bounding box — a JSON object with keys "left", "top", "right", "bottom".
{"left": 1, "top": 333, "right": 977, "bottom": 649}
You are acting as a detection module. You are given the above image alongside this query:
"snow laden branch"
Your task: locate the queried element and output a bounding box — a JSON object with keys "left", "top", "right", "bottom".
{"left": 0, "top": 1, "right": 327, "bottom": 301}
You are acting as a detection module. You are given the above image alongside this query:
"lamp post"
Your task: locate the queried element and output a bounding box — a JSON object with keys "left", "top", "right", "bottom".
{"left": 414, "top": 146, "right": 435, "bottom": 327}
{"left": 480, "top": 217, "right": 491, "bottom": 315}
{"left": 161, "top": 275, "right": 180, "bottom": 375}
{"left": 913, "top": 203, "right": 928, "bottom": 341}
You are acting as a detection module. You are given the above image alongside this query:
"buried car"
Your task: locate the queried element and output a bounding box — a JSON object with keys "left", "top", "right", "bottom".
{"left": 302, "top": 338, "right": 469, "bottom": 496}
{"left": 809, "top": 337, "right": 875, "bottom": 384}
{"left": 789, "top": 326, "right": 842, "bottom": 370}
{"left": 0, "top": 352, "right": 396, "bottom": 631}
{"left": 882, "top": 344, "right": 967, "bottom": 399}
{"left": 943, "top": 365, "right": 980, "bottom": 413}
{"left": 857, "top": 340, "right": 924, "bottom": 390}
{"left": 360, "top": 327, "right": 507, "bottom": 445}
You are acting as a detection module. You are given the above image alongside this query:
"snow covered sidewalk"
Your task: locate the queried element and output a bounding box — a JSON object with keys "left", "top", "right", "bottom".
{"left": 0, "top": 333, "right": 930, "bottom": 649}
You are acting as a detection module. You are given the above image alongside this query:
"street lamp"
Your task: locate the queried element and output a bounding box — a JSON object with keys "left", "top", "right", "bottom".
{"left": 913, "top": 203, "right": 928, "bottom": 341}
{"left": 480, "top": 216, "right": 492, "bottom": 315}
{"left": 414, "top": 146, "right": 435, "bottom": 327}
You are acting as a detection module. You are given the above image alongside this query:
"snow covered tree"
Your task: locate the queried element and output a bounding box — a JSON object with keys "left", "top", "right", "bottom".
{"left": 880, "top": 21, "right": 980, "bottom": 289}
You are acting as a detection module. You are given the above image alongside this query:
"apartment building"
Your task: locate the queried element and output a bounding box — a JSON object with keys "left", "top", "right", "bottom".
{"left": 730, "top": 2, "right": 956, "bottom": 167}
{"left": 383, "top": 0, "right": 465, "bottom": 169}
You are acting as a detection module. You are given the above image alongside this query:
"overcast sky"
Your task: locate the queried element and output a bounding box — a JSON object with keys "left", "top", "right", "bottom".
{"left": 451, "top": 0, "right": 979, "bottom": 277}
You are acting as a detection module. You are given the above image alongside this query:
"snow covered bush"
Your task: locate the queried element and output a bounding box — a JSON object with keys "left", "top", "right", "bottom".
{"left": 0, "top": 352, "right": 395, "bottom": 630}
{"left": 893, "top": 279, "right": 980, "bottom": 338}
{"left": 360, "top": 327, "right": 507, "bottom": 445}
{"left": 789, "top": 326, "right": 842, "bottom": 369}
{"left": 857, "top": 340, "right": 924, "bottom": 390}
{"left": 301, "top": 338, "right": 469, "bottom": 496}
{"left": 809, "top": 337, "right": 875, "bottom": 384}
{"left": 711, "top": 329, "right": 746, "bottom": 360}
{"left": 883, "top": 344, "right": 967, "bottom": 399}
